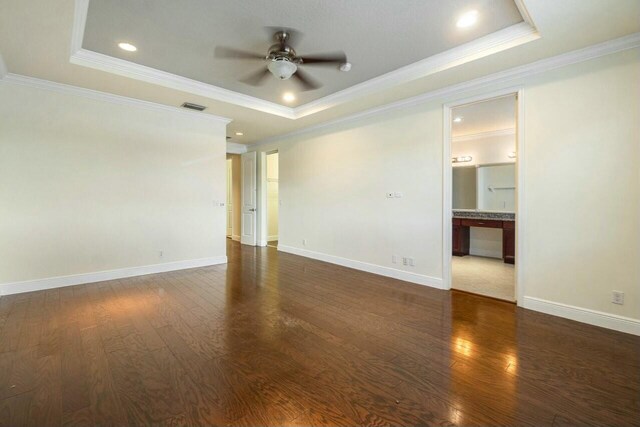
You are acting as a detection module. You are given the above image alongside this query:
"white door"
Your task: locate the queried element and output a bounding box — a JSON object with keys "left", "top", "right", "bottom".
{"left": 241, "top": 151, "right": 257, "bottom": 245}
{"left": 226, "top": 158, "right": 233, "bottom": 237}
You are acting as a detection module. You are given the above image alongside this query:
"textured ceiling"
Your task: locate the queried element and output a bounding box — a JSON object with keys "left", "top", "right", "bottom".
{"left": 82, "top": 0, "right": 523, "bottom": 106}
{"left": 452, "top": 95, "right": 516, "bottom": 136}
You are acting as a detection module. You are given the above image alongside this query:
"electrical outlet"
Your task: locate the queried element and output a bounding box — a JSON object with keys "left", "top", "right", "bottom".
{"left": 392, "top": 255, "right": 398, "bottom": 264}
{"left": 408, "top": 257, "right": 414, "bottom": 267}
{"left": 302, "top": 239, "right": 307, "bottom": 246}
{"left": 612, "top": 291, "right": 624, "bottom": 305}
{"left": 402, "top": 257, "right": 408, "bottom": 266}
{"left": 159, "top": 250, "right": 163, "bottom": 258}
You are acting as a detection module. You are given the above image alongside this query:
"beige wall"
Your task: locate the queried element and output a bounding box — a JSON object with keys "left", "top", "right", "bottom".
{"left": 251, "top": 48, "right": 640, "bottom": 325}
{"left": 0, "top": 82, "right": 228, "bottom": 288}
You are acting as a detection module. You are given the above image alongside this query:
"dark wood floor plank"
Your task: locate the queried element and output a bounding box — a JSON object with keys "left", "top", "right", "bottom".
{"left": 0, "top": 240, "right": 638, "bottom": 427}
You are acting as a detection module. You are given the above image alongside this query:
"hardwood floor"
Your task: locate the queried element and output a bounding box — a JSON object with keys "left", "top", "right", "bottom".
{"left": 0, "top": 240, "right": 638, "bottom": 426}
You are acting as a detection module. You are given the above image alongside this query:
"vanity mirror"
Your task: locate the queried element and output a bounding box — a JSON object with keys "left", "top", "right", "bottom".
{"left": 452, "top": 163, "right": 515, "bottom": 212}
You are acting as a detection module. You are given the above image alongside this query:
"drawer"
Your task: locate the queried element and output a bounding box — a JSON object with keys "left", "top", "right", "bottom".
{"left": 460, "top": 219, "right": 503, "bottom": 228}
{"left": 503, "top": 221, "right": 515, "bottom": 230}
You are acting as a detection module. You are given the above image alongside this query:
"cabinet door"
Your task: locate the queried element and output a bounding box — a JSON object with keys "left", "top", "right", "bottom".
{"left": 453, "top": 225, "right": 461, "bottom": 253}
{"left": 503, "top": 225, "right": 515, "bottom": 264}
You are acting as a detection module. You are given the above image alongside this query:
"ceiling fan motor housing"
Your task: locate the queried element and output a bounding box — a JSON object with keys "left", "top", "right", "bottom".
{"left": 267, "top": 59, "right": 298, "bottom": 80}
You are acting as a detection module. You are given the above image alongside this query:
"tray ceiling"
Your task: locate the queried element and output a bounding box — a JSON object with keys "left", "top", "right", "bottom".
{"left": 81, "top": 0, "right": 525, "bottom": 107}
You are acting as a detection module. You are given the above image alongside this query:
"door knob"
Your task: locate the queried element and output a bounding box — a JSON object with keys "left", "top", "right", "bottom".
{"left": 249, "top": 208, "right": 256, "bottom": 212}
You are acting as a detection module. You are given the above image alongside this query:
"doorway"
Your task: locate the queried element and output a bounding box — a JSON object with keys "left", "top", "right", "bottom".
{"left": 444, "top": 92, "right": 522, "bottom": 302}
{"left": 266, "top": 151, "right": 279, "bottom": 248}
{"left": 226, "top": 154, "right": 241, "bottom": 242}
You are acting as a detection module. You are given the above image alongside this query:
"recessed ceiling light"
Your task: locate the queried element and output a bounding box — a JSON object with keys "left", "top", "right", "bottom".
{"left": 453, "top": 116, "right": 463, "bottom": 123}
{"left": 456, "top": 10, "right": 479, "bottom": 28}
{"left": 235, "top": 132, "right": 244, "bottom": 136}
{"left": 283, "top": 92, "right": 296, "bottom": 103}
{"left": 118, "top": 42, "right": 137, "bottom": 52}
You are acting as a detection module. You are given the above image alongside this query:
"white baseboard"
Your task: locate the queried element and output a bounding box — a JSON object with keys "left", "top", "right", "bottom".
{"left": 523, "top": 296, "right": 640, "bottom": 336}
{"left": 0, "top": 256, "right": 227, "bottom": 296}
{"left": 267, "top": 235, "right": 278, "bottom": 242}
{"left": 278, "top": 245, "right": 443, "bottom": 289}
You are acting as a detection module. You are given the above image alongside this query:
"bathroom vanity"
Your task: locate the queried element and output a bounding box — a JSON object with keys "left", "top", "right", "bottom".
{"left": 452, "top": 163, "right": 516, "bottom": 264}
{"left": 452, "top": 211, "right": 515, "bottom": 264}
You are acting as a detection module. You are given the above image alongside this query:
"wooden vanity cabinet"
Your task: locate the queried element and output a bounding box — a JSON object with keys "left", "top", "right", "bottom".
{"left": 452, "top": 218, "right": 515, "bottom": 264}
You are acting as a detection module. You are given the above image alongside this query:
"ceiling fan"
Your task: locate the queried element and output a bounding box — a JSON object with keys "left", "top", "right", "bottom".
{"left": 214, "top": 28, "right": 349, "bottom": 91}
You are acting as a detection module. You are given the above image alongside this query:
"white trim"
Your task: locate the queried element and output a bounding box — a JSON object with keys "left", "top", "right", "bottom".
{"left": 523, "top": 296, "right": 640, "bottom": 336}
{"left": 70, "top": 0, "right": 539, "bottom": 119}
{"left": 70, "top": 48, "right": 296, "bottom": 119}
{"left": 252, "top": 32, "right": 640, "bottom": 146}
{"left": 227, "top": 142, "right": 248, "bottom": 154}
{"left": 293, "top": 22, "right": 539, "bottom": 118}
{"left": 278, "top": 245, "right": 444, "bottom": 289}
{"left": 267, "top": 235, "right": 278, "bottom": 242}
{"left": 0, "top": 73, "right": 232, "bottom": 125}
{"left": 513, "top": 0, "right": 537, "bottom": 28}
{"left": 70, "top": 0, "right": 89, "bottom": 54}
{"left": 442, "top": 87, "right": 525, "bottom": 305}
{"left": 452, "top": 128, "right": 515, "bottom": 142}
{"left": 0, "top": 256, "right": 227, "bottom": 296}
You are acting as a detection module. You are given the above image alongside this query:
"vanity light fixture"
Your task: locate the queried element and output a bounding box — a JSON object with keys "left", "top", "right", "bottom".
{"left": 456, "top": 10, "right": 479, "bottom": 28}
{"left": 118, "top": 42, "right": 137, "bottom": 52}
{"left": 453, "top": 116, "right": 463, "bottom": 123}
{"left": 508, "top": 151, "right": 516, "bottom": 158}
{"left": 235, "top": 132, "right": 244, "bottom": 136}
{"left": 452, "top": 156, "right": 473, "bottom": 163}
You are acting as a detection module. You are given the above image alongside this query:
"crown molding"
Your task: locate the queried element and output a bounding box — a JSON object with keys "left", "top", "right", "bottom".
{"left": 251, "top": 32, "right": 640, "bottom": 147}
{"left": 453, "top": 128, "right": 516, "bottom": 142}
{"left": 0, "top": 73, "right": 233, "bottom": 125}
{"left": 292, "top": 22, "right": 539, "bottom": 119}
{"left": 70, "top": 0, "right": 89, "bottom": 54}
{"left": 70, "top": 49, "right": 297, "bottom": 119}
{"left": 70, "top": 0, "right": 540, "bottom": 121}
{"left": 227, "top": 142, "right": 248, "bottom": 154}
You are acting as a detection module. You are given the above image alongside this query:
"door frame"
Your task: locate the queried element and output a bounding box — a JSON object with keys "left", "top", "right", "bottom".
{"left": 442, "top": 87, "right": 526, "bottom": 305}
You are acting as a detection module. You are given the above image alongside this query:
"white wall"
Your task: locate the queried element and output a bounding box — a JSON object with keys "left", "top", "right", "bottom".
{"left": 251, "top": 47, "right": 640, "bottom": 329}
{"left": 452, "top": 133, "right": 515, "bottom": 166}
{"left": 0, "top": 82, "right": 229, "bottom": 291}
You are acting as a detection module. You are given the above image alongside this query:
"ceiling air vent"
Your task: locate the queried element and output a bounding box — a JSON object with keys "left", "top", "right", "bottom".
{"left": 181, "top": 102, "right": 207, "bottom": 111}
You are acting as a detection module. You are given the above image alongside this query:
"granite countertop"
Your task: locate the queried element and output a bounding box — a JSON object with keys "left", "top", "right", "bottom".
{"left": 453, "top": 210, "right": 515, "bottom": 221}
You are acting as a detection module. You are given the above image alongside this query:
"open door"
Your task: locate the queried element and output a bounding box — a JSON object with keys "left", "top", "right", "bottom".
{"left": 241, "top": 151, "right": 257, "bottom": 245}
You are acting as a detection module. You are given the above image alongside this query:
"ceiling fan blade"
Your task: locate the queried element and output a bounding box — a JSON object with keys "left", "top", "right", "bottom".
{"left": 265, "top": 26, "right": 303, "bottom": 47}
{"left": 215, "top": 46, "right": 265, "bottom": 60}
{"left": 240, "top": 66, "right": 271, "bottom": 86}
{"left": 300, "top": 52, "right": 347, "bottom": 66}
{"left": 292, "top": 68, "right": 321, "bottom": 91}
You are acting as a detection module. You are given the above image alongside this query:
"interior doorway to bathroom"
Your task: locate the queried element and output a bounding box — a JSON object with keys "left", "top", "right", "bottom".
{"left": 448, "top": 93, "right": 518, "bottom": 302}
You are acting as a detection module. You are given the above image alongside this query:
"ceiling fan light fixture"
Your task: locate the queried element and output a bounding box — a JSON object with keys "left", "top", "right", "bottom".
{"left": 268, "top": 59, "right": 297, "bottom": 80}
